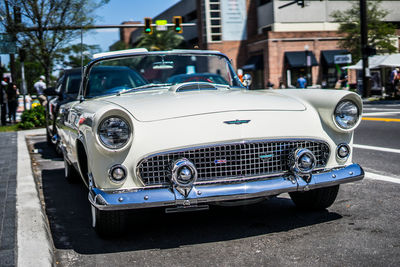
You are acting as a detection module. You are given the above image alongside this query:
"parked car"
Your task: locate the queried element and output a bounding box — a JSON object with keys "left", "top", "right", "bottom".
{"left": 44, "top": 68, "right": 81, "bottom": 153}
{"left": 56, "top": 48, "right": 364, "bottom": 237}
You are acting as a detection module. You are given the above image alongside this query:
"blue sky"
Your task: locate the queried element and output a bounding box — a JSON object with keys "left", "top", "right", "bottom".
{"left": 1, "top": 0, "right": 180, "bottom": 68}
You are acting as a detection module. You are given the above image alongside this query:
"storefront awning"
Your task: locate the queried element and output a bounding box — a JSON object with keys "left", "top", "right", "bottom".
{"left": 284, "top": 51, "right": 318, "bottom": 68}
{"left": 321, "top": 50, "right": 348, "bottom": 65}
{"left": 242, "top": 55, "right": 264, "bottom": 70}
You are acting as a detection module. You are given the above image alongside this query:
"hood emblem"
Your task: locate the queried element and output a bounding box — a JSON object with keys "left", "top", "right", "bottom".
{"left": 224, "top": 119, "right": 251, "bottom": 125}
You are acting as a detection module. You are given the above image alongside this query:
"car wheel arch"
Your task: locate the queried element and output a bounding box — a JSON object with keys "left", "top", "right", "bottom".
{"left": 76, "top": 138, "right": 89, "bottom": 187}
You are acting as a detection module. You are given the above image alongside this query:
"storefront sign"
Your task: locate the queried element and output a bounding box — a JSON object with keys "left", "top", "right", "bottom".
{"left": 221, "top": 0, "right": 247, "bottom": 41}
{"left": 334, "top": 54, "right": 352, "bottom": 64}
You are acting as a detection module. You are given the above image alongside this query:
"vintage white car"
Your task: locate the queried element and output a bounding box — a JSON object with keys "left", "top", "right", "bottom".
{"left": 57, "top": 48, "right": 364, "bottom": 237}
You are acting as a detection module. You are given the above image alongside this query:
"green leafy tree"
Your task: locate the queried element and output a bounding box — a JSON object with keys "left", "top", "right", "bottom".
{"left": 331, "top": 0, "right": 397, "bottom": 62}
{"left": 55, "top": 43, "right": 101, "bottom": 68}
{"left": 14, "top": 53, "right": 45, "bottom": 95}
{"left": 136, "top": 29, "right": 184, "bottom": 51}
{"left": 109, "top": 40, "right": 130, "bottom": 51}
{"left": 0, "top": 0, "right": 109, "bottom": 85}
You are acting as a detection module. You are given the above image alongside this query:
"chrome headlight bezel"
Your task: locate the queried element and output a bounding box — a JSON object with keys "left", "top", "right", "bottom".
{"left": 97, "top": 116, "right": 131, "bottom": 149}
{"left": 333, "top": 100, "right": 361, "bottom": 131}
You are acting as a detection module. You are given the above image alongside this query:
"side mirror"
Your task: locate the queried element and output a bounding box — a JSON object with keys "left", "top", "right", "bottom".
{"left": 242, "top": 74, "right": 252, "bottom": 89}
{"left": 44, "top": 87, "right": 59, "bottom": 96}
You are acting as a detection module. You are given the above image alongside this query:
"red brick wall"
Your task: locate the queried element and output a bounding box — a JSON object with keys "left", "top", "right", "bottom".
{"left": 264, "top": 31, "right": 343, "bottom": 88}
{"left": 207, "top": 41, "right": 246, "bottom": 69}
{"left": 120, "top": 21, "right": 141, "bottom": 46}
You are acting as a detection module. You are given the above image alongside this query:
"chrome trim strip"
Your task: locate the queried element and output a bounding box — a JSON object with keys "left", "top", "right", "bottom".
{"left": 89, "top": 163, "right": 364, "bottom": 211}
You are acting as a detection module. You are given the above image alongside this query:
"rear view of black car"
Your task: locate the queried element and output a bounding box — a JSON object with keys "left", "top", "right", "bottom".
{"left": 44, "top": 68, "right": 81, "bottom": 154}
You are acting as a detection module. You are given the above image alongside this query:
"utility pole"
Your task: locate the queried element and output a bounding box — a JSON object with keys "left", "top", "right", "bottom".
{"left": 4, "top": 0, "right": 17, "bottom": 83}
{"left": 360, "top": 0, "right": 370, "bottom": 98}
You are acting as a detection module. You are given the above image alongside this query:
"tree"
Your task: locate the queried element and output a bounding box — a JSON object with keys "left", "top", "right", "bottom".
{"left": 109, "top": 40, "right": 130, "bottom": 51}
{"left": 55, "top": 43, "right": 101, "bottom": 68}
{"left": 0, "top": 0, "right": 109, "bottom": 85}
{"left": 14, "top": 52, "right": 45, "bottom": 95}
{"left": 135, "top": 28, "right": 184, "bottom": 51}
{"left": 331, "top": 0, "right": 397, "bottom": 63}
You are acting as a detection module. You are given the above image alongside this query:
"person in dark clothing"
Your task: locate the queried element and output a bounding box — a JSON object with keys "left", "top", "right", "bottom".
{"left": 0, "top": 79, "right": 7, "bottom": 125}
{"left": 7, "top": 83, "right": 19, "bottom": 123}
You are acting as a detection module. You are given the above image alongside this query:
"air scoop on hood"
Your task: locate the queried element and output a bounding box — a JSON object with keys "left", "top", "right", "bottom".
{"left": 170, "top": 82, "right": 218, "bottom": 92}
{"left": 103, "top": 89, "right": 306, "bottom": 122}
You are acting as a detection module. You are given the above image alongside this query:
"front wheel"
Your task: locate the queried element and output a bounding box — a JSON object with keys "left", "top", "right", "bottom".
{"left": 92, "top": 205, "right": 126, "bottom": 238}
{"left": 289, "top": 185, "right": 340, "bottom": 210}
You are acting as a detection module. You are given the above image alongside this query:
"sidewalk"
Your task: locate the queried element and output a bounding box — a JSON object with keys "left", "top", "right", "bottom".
{"left": 0, "top": 129, "right": 52, "bottom": 267}
{"left": 0, "top": 132, "right": 17, "bottom": 266}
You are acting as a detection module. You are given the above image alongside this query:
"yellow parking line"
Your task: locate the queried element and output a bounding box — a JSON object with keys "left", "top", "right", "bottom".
{"left": 362, "top": 117, "right": 400, "bottom": 122}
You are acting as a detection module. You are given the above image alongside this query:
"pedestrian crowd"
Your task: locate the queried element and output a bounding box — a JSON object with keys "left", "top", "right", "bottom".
{"left": 0, "top": 75, "right": 46, "bottom": 126}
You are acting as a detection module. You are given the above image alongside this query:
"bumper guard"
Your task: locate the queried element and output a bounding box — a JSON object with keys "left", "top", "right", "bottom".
{"left": 89, "top": 163, "right": 364, "bottom": 211}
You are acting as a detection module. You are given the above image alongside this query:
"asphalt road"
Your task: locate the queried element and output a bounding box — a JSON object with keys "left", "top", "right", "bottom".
{"left": 26, "top": 102, "right": 400, "bottom": 266}
{"left": 354, "top": 101, "right": 400, "bottom": 178}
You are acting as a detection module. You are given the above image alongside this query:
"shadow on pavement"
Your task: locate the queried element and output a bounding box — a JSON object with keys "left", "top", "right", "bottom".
{"left": 33, "top": 141, "right": 62, "bottom": 161}
{"left": 41, "top": 168, "right": 342, "bottom": 255}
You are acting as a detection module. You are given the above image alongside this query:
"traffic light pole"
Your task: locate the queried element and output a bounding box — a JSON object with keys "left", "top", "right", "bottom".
{"left": 20, "top": 23, "right": 196, "bottom": 32}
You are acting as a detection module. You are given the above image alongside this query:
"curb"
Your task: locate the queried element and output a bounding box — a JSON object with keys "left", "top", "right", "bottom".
{"left": 16, "top": 129, "right": 53, "bottom": 266}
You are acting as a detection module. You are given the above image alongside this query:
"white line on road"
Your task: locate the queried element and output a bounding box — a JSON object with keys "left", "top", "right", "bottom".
{"left": 363, "top": 108, "right": 400, "bottom": 111}
{"left": 353, "top": 144, "right": 400, "bottom": 154}
{"left": 365, "top": 172, "right": 400, "bottom": 184}
{"left": 362, "top": 111, "right": 400, "bottom": 116}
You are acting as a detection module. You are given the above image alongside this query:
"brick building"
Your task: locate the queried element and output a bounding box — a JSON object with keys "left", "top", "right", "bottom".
{"left": 119, "top": 0, "right": 400, "bottom": 89}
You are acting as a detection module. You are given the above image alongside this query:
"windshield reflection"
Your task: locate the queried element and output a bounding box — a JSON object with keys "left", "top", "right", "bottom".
{"left": 85, "top": 54, "right": 243, "bottom": 97}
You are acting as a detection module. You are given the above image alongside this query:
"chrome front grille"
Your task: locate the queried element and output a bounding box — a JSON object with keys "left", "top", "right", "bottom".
{"left": 138, "top": 140, "right": 330, "bottom": 186}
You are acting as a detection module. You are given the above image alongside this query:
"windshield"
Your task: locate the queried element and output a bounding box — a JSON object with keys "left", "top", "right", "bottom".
{"left": 85, "top": 53, "right": 243, "bottom": 97}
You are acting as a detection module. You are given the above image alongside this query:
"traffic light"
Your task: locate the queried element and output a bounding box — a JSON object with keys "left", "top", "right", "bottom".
{"left": 173, "top": 16, "right": 183, "bottom": 33}
{"left": 144, "top": 17, "right": 153, "bottom": 34}
{"left": 297, "top": 0, "right": 305, "bottom": 7}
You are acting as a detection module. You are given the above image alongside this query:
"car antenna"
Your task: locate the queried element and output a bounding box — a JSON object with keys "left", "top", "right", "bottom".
{"left": 79, "top": 25, "right": 85, "bottom": 102}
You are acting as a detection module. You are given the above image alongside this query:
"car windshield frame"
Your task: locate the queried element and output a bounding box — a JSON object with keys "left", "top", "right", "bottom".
{"left": 80, "top": 51, "right": 244, "bottom": 99}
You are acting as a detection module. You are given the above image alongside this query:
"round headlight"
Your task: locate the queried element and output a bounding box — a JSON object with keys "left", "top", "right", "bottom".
{"left": 98, "top": 117, "right": 130, "bottom": 149}
{"left": 334, "top": 100, "right": 360, "bottom": 130}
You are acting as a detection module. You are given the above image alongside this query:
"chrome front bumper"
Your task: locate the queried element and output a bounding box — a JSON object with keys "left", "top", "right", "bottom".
{"left": 89, "top": 163, "right": 364, "bottom": 211}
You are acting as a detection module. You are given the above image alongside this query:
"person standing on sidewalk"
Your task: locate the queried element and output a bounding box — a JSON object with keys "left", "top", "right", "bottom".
{"left": 297, "top": 75, "right": 307, "bottom": 89}
{"left": 7, "top": 83, "right": 19, "bottom": 123}
{"left": 1, "top": 78, "right": 7, "bottom": 125}
{"left": 389, "top": 68, "right": 399, "bottom": 97}
{"left": 34, "top": 75, "right": 47, "bottom": 106}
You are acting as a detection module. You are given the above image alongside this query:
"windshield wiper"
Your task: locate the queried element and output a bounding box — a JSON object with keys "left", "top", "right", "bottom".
{"left": 123, "top": 83, "right": 172, "bottom": 93}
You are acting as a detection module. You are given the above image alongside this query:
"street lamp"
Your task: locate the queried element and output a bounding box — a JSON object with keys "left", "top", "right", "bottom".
{"left": 304, "top": 45, "right": 311, "bottom": 86}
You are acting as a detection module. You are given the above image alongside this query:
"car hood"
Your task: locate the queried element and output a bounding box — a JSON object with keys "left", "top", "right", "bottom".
{"left": 100, "top": 89, "right": 306, "bottom": 122}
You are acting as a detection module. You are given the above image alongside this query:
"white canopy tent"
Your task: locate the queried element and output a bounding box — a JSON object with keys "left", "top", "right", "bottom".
{"left": 346, "top": 54, "right": 400, "bottom": 69}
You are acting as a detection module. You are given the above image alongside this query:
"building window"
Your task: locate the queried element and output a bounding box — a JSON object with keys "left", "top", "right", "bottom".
{"left": 212, "top": 35, "right": 222, "bottom": 41}
{"left": 210, "top": 4, "right": 220, "bottom": 10}
{"left": 203, "top": 0, "right": 222, "bottom": 43}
